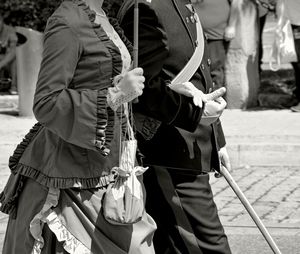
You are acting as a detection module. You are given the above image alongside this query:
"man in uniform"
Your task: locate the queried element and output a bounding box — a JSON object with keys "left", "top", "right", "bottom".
{"left": 115, "top": 0, "right": 232, "bottom": 253}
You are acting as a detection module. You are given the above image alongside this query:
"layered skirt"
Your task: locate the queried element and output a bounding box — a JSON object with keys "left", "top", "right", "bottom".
{"left": 2, "top": 178, "right": 156, "bottom": 254}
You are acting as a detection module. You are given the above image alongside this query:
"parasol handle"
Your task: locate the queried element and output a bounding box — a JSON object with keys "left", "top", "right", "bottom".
{"left": 132, "top": 0, "right": 139, "bottom": 103}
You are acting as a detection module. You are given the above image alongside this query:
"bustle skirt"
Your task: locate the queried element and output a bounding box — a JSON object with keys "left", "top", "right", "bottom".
{"left": 1, "top": 177, "right": 156, "bottom": 254}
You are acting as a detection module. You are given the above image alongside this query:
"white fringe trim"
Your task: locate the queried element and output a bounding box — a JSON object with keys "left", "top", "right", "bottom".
{"left": 30, "top": 188, "right": 91, "bottom": 254}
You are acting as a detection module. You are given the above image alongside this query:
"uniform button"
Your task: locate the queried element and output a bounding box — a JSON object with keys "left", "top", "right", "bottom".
{"left": 190, "top": 15, "right": 195, "bottom": 23}
{"left": 186, "top": 17, "right": 190, "bottom": 23}
{"left": 212, "top": 81, "right": 216, "bottom": 87}
{"left": 201, "top": 64, "right": 205, "bottom": 70}
{"left": 207, "top": 58, "right": 211, "bottom": 66}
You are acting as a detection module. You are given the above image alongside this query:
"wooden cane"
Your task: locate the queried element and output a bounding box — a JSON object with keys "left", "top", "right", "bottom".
{"left": 219, "top": 166, "right": 282, "bottom": 254}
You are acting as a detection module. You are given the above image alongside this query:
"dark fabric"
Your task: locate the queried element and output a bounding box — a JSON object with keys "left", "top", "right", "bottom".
{"left": 2, "top": 178, "right": 49, "bottom": 254}
{"left": 118, "top": 1, "right": 231, "bottom": 253}
{"left": 143, "top": 166, "right": 232, "bottom": 254}
{"left": 292, "top": 25, "right": 300, "bottom": 101}
{"left": 207, "top": 40, "right": 229, "bottom": 89}
{"left": 258, "top": 14, "right": 268, "bottom": 74}
{"left": 3, "top": 0, "right": 133, "bottom": 190}
{"left": 119, "top": 0, "right": 226, "bottom": 173}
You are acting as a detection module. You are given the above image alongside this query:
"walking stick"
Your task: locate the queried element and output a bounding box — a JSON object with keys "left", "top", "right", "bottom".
{"left": 219, "top": 166, "right": 282, "bottom": 254}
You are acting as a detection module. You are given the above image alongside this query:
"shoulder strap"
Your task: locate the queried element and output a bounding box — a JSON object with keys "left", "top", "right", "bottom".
{"left": 169, "top": 12, "right": 204, "bottom": 86}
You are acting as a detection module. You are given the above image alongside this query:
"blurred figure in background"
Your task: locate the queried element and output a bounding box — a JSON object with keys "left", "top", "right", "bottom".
{"left": 256, "top": 0, "right": 276, "bottom": 74}
{"left": 0, "top": 13, "right": 17, "bottom": 94}
{"left": 285, "top": 0, "right": 300, "bottom": 112}
{"left": 195, "top": 0, "right": 241, "bottom": 89}
{"left": 223, "top": 0, "right": 260, "bottom": 109}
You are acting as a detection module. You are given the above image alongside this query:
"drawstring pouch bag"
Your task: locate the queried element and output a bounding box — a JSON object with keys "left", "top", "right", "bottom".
{"left": 104, "top": 90, "right": 148, "bottom": 225}
{"left": 269, "top": 0, "right": 297, "bottom": 71}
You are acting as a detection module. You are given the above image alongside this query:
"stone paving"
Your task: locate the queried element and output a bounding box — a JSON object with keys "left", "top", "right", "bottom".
{"left": 210, "top": 166, "right": 300, "bottom": 254}
{"left": 210, "top": 166, "right": 300, "bottom": 227}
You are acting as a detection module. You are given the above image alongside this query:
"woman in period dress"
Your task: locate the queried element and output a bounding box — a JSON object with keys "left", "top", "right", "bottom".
{"left": 0, "top": 0, "right": 156, "bottom": 253}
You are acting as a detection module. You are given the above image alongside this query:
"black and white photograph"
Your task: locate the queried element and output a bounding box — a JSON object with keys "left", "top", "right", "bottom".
{"left": 0, "top": 0, "right": 299, "bottom": 253}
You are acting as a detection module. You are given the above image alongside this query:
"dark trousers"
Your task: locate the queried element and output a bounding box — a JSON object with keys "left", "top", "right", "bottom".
{"left": 291, "top": 25, "right": 300, "bottom": 101}
{"left": 258, "top": 14, "right": 268, "bottom": 74}
{"left": 206, "top": 40, "right": 229, "bottom": 90}
{"left": 143, "top": 166, "right": 232, "bottom": 254}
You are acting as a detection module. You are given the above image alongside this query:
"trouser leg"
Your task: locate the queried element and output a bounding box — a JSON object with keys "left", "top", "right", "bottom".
{"left": 143, "top": 166, "right": 232, "bottom": 254}
{"left": 291, "top": 25, "right": 300, "bottom": 101}
{"left": 258, "top": 14, "right": 267, "bottom": 74}
{"left": 207, "top": 40, "right": 228, "bottom": 90}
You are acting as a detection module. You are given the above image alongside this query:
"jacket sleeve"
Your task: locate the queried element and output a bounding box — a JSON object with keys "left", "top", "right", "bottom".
{"left": 120, "top": 4, "right": 203, "bottom": 132}
{"left": 33, "top": 17, "right": 107, "bottom": 152}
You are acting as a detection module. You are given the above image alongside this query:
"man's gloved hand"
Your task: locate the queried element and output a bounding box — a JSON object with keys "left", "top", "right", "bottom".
{"left": 200, "top": 87, "right": 227, "bottom": 126}
{"left": 168, "top": 81, "right": 227, "bottom": 125}
{"left": 169, "top": 82, "right": 226, "bottom": 108}
{"left": 215, "top": 146, "right": 231, "bottom": 178}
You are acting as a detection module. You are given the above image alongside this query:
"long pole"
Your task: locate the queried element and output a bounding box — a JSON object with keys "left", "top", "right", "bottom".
{"left": 133, "top": 0, "right": 139, "bottom": 68}
{"left": 132, "top": 0, "right": 139, "bottom": 103}
{"left": 220, "top": 166, "right": 282, "bottom": 254}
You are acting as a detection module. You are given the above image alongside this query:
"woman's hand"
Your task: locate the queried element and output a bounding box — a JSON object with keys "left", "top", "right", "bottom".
{"left": 107, "top": 68, "right": 145, "bottom": 110}
{"left": 116, "top": 67, "right": 145, "bottom": 98}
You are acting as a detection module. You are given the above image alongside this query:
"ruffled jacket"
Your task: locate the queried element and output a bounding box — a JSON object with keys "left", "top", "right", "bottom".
{"left": 0, "top": 0, "right": 133, "bottom": 215}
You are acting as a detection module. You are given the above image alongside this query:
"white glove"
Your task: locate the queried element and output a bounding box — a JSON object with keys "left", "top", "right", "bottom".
{"left": 107, "top": 68, "right": 145, "bottom": 111}
{"left": 168, "top": 82, "right": 226, "bottom": 108}
{"left": 200, "top": 97, "right": 227, "bottom": 126}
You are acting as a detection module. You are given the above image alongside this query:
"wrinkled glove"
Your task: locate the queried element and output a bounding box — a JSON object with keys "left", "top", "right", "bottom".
{"left": 107, "top": 68, "right": 145, "bottom": 111}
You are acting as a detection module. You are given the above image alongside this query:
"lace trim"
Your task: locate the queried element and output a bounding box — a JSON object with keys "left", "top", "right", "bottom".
{"left": 30, "top": 188, "right": 91, "bottom": 254}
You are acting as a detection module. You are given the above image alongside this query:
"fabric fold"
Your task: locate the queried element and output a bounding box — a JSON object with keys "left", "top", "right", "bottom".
{"left": 30, "top": 187, "right": 91, "bottom": 254}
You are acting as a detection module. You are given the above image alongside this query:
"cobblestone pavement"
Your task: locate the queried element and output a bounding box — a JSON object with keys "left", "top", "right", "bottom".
{"left": 210, "top": 166, "right": 300, "bottom": 227}
{"left": 210, "top": 166, "right": 300, "bottom": 254}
